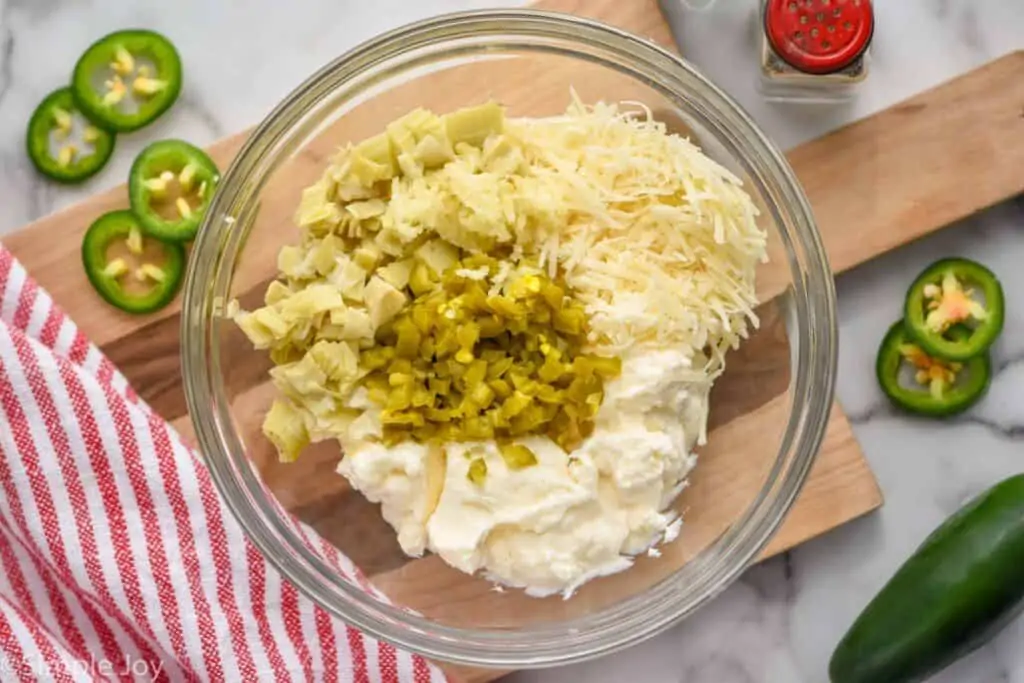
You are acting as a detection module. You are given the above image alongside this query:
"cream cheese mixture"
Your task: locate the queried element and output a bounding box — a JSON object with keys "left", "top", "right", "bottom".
{"left": 338, "top": 349, "right": 710, "bottom": 597}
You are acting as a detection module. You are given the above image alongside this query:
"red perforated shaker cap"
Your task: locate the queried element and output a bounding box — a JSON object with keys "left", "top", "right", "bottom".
{"left": 765, "top": 0, "right": 874, "bottom": 75}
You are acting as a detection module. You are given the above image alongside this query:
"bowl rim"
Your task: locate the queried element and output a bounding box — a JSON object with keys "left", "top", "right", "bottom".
{"left": 182, "top": 8, "right": 838, "bottom": 669}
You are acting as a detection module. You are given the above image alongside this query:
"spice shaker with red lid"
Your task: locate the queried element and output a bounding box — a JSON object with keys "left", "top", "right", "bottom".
{"left": 758, "top": 0, "right": 874, "bottom": 103}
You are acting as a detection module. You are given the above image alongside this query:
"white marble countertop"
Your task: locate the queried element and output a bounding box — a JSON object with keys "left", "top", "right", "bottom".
{"left": 1, "top": 1, "right": 1022, "bottom": 681}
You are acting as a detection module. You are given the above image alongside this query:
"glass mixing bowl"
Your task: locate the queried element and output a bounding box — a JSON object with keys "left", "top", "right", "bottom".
{"left": 181, "top": 9, "right": 837, "bottom": 669}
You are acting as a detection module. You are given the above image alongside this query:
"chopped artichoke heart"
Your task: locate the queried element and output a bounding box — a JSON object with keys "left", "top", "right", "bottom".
{"left": 306, "top": 237, "right": 338, "bottom": 277}
{"left": 387, "top": 107, "right": 454, "bottom": 169}
{"left": 374, "top": 226, "right": 408, "bottom": 258}
{"left": 377, "top": 259, "right": 415, "bottom": 291}
{"left": 280, "top": 284, "right": 344, "bottom": 319}
{"left": 364, "top": 276, "right": 408, "bottom": 328}
{"left": 296, "top": 180, "right": 345, "bottom": 235}
{"left": 250, "top": 306, "right": 292, "bottom": 340}
{"left": 414, "top": 239, "right": 460, "bottom": 277}
{"left": 408, "top": 262, "right": 438, "bottom": 297}
{"left": 443, "top": 101, "right": 505, "bottom": 147}
{"left": 235, "top": 313, "right": 277, "bottom": 349}
{"left": 308, "top": 340, "right": 362, "bottom": 385}
{"left": 264, "top": 281, "right": 293, "bottom": 306}
{"left": 324, "top": 260, "right": 362, "bottom": 303}
{"left": 353, "top": 241, "right": 383, "bottom": 271}
{"left": 271, "top": 354, "right": 328, "bottom": 400}
{"left": 262, "top": 399, "right": 310, "bottom": 463}
{"left": 348, "top": 133, "right": 396, "bottom": 187}
{"left": 329, "top": 307, "right": 375, "bottom": 342}
{"left": 386, "top": 120, "right": 417, "bottom": 156}
{"left": 345, "top": 199, "right": 386, "bottom": 221}
{"left": 414, "top": 135, "right": 454, "bottom": 168}
{"left": 277, "top": 245, "right": 312, "bottom": 279}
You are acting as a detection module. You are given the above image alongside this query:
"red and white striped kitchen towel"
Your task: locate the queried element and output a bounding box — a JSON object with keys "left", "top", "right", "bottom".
{"left": 0, "top": 245, "right": 446, "bottom": 682}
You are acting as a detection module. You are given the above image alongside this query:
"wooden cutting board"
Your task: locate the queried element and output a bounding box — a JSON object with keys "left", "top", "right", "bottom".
{"left": 4, "top": 0, "right": 1024, "bottom": 678}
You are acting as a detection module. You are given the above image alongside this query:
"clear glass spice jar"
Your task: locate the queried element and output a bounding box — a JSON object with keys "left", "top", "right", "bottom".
{"left": 758, "top": 0, "right": 874, "bottom": 103}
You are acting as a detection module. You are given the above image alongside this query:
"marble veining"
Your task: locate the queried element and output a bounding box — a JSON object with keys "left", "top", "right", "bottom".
{"left": 1, "top": 1, "right": 1023, "bottom": 681}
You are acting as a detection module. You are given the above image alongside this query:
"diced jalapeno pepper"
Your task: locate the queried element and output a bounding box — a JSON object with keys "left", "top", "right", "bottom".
{"left": 876, "top": 322, "right": 991, "bottom": 417}
{"left": 26, "top": 88, "right": 115, "bottom": 183}
{"left": 72, "top": 29, "right": 182, "bottom": 133}
{"left": 903, "top": 258, "right": 1004, "bottom": 361}
{"left": 128, "top": 139, "right": 220, "bottom": 242}
{"left": 82, "top": 210, "right": 185, "bottom": 314}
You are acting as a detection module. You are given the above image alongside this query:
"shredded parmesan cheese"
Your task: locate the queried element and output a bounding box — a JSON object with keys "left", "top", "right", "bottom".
{"left": 503, "top": 98, "right": 767, "bottom": 366}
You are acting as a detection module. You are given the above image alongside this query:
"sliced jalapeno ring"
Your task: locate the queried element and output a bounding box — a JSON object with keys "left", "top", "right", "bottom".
{"left": 26, "top": 88, "right": 115, "bottom": 184}
{"left": 82, "top": 210, "right": 185, "bottom": 314}
{"left": 128, "top": 139, "right": 220, "bottom": 242}
{"left": 72, "top": 29, "right": 182, "bottom": 133}
{"left": 876, "top": 322, "right": 991, "bottom": 417}
{"left": 903, "top": 257, "right": 1004, "bottom": 361}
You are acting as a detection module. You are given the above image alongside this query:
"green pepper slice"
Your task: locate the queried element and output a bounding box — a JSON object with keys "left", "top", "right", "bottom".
{"left": 82, "top": 210, "right": 185, "bottom": 315}
{"left": 876, "top": 322, "right": 990, "bottom": 417}
{"left": 71, "top": 29, "right": 182, "bottom": 133}
{"left": 128, "top": 139, "right": 220, "bottom": 242}
{"left": 26, "top": 88, "right": 115, "bottom": 184}
{"left": 904, "top": 258, "right": 1004, "bottom": 361}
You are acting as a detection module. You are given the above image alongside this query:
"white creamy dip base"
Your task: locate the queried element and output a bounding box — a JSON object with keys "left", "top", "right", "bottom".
{"left": 337, "top": 349, "right": 711, "bottom": 598}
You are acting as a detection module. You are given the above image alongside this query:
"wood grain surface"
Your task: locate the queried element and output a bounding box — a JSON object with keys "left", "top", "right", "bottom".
{"left": 7, "top": 0, "right": 1022, "bottom": 679}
